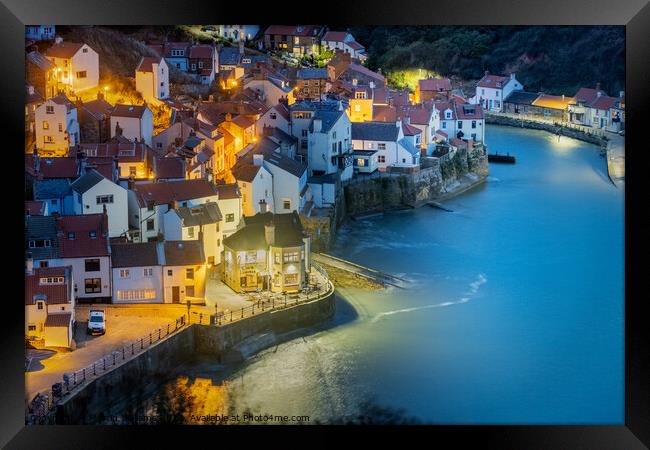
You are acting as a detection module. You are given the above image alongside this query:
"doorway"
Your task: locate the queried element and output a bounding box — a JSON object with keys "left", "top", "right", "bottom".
{"left": 172, "top": 286, "right": 180, "bottom": 303}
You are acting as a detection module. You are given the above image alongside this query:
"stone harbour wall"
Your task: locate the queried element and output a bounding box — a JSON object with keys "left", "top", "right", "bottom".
{"left": 344, "top": 145, "right": 489, "bottom": 216}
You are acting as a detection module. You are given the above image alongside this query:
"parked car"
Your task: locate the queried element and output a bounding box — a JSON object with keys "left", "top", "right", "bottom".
{"left": 87, "top": 310, "right": 106, "bottom": 335}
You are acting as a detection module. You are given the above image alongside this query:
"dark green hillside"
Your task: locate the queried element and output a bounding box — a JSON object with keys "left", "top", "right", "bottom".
{"left": 348, "top": 26, "right": 625, "bottom": 96}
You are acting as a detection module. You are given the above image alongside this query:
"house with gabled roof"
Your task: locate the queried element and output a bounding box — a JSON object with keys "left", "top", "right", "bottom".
{"left": 110, "top": 103, "right": 154, "bottom": 146}
{"left": 128, "top": 179, "right": 220, "bottom": 243}
{"left": 263, "top": 25, "right": 325, "bottom": 56}
{"left": 321, "top": 31, "right": 366, "bottom": 61}
{"left": 295, "top": 68, "right": 330, "bottom": 101}
{"left": 161, "top": 240, "right": 206, "bottom": 303}
{"left": 34, "top": 94, "right": 80, "bottom": 156}
{"left": 351, "top": 119, "right": 420, "bottom": 170}
{"left": 71, "top": 169, "right": 129, "bottom": 238}
{"left": 26, "top": 213, "right": 112, "bottom": 302}
{"left": 415, "top": 77, "right": 452, "bottom": 103}
{"left": 77, "top": 91, "right": 113, "bottom": 143}
{"left": 216, "top": 183, "right": 243, "bottom": 238}
{"left": 473, "top": 71, "right": 523, "bottom": 112}
{"left": 567, "top": 84, "right": 624, "bottom": 130}
{"left": 163, "top": 202, "right": 224, "bottom": 266}
{"left": 135, "top": 55, "right": 169, "bottom": 102}
{"left": 45, "top": 37, "right": 99, "bottom": 93}
{"left": 25, "top": 265, "right": 75, "bottom": 348}
{"left": 232, "top": 149, "right": 274, "bottom": 217}
{"left": 110, "top": 242, "right": 163, "bottom": 303}
{"left": 256, "top": 102, "right": 291, "bottom": 135}
{"left": 222, "top": 211, "right": 310, "bottom": 294}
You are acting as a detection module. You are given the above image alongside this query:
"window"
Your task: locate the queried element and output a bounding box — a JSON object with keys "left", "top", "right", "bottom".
{"left": 143, "top": 267, "right": 153, "bottom": 277}
{"left": 58, "top": 123, "right": 63, "bottom": 132}
{"left": 226, "top": 213, "right": 234, "bottom": 223}
{"left": 284, "top": 273, "right": 298, "bottom": 285}
{"left": 355, "top": 91, "right": 366, "bottom": 99}
{"left": 186, "top": 285, "right": 195, "bottom": 297}
{"left": 354, "top": 104, "right": 361, "bottom": 112}
{"left": 147, "top": 201, "right": 154, "bottom": 212}
{"left": 198, "top": 61, "right": 203, "bottom": 68}
{"left": 472, "top": 120, "right": 477, "bottom": 129}
{"left": 274, "top": 252, "right": 280, "bottom": 264}
{"left": 85, "top": 278, "right": 102, "bottom": 293}
{"left": 119, "top": 269, "right": 130, "bottom": 278}
{"left": 51, "top": 199, "right": 58, "bottom": 205}
{"left": 458, "top": 121, "right": 463, "bottom": 129}
{"left": 270, "top": 113, "right": 277, "bottom": 120}
{"left": 46, "top": 105, "right": 54, "bottom": 114}
{"left": 378, "top": 155, "right": 386, "bottom": 163}
{"left": 186, "top": 268, "right": 194, "bottom": 280}
{"left": 44, "top": 136, "right": 54, "bottom": 144}
{"left": 42, "top": 121, "right": 49, "bottom": 130}
{"left": 96, "top": 195, "right": 114, "bottom": 204}
{"left": 39, "top": 261, "right": 49, "bottom": 268}
{"left": 283, "top": 199, "right": 291, "bottom": 210}
{"left": 76, "top": 71, "right": 87, "bottom": 79}
{"left": 172, "top": 49, "right": 185, "bottom": 57}
{"left": 445, "top": 111, "right": 451, "bottom": 119}
{"left": 28, "top": 325, "right": 36, "bottom": 332}
{"left": 301, "top": 129, "right": 308, "bottom": 137}
{"left": 442, "top": 122, "right": 447, "bottom": 129}
{"left": 82, "top": 48, "right": 88, "bottom": 53}
{"left": 29, "top": 239, "right": 51, "bottom": 248}
{"left": 37, "top": 301, "right": 44, "bottom": 310}
{"left": 146, "top": 219, "right": 155, "bottom": 231}
{"left": 283, "top": 251, "right": 299, "bottom": 263}
{"left": 85, "top": 259, "right": 100, "bottom": 272}
{"left": 89, "top": 231, "right": 97, "bottom": 238}
{"left": 191, "top": 64, "right": 196, "bottom": 71}
{"left": 167, "top": 269, "right": 173, "bottom": 276}
{"left": 40, "top": 276, "right": 64, "bottom": 284}
{"left": 117, "top": 289, "right": 156, "bottom": 301}
{"left": 187, "top": 227, "right": 194, "bottom": 238}
{"left": 481, "top": 89, "right": 485, "bottom": 95}
{"left": 68, "top": 232, "right": 75, "bottom": 240}
{"left": 378, "top": 143, "right": 386, "bottom": 150}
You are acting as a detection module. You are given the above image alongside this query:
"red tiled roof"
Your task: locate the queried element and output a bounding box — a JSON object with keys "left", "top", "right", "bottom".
{"left": 45, "top": 41, "right": 85, "bottom": 59}
{"left": 136, "top": 56, "right": 163, "bottom": 72}
{"left": 131, "top": 179, "right": 219, "bottom": 208}
{"left": 323, "top": 31, "right": 349, "bottom": 42}
{"left": 25, "top": 266, "right": 73, "bottom": 305}
{"left": 436, "top": 129, "right": 448, "bottom": 138}
{"left": 372, "top": 104, "right": 397, "bottom": 122}
{"left": 26, "top": 156, "right": 80, "bottom": 179}
{"left": 273, "top": 103, "right": 290, "bottom": 120}
{"left": 419, "top": 78, "right": 452, "bottom": 92}
{"left": 155, "top": 157, "right": 185, "bottom": 180}
{"left": 347, "top": 63, "right": 385, "bottom": 83}
{"left": 112, "top": 104, "right": 149, "bottom": 119}
{"left": 232, "top": 115, "right": 256, "bottom": 129}
{"left": 348, "top": 41, "right": 364, "bottom": 51}
{"left": 79, "top": 142, "right": 151, "bottom": 164}
{"left": 402, "top": 122, "right": 422, "bottom": 136}
{"left": 84, "top": 157, "right": 116, "bottom": 180}
{"left": 455, "top": 102, "right": 484, "bottom": 120}
{"left": 216, "top": 183, "right": 241, "bottom": 200}
{"left": 45, "top": 312, "right": 73, "bottom": 327}
{"left": 590, "top": 95, "right": 620, "bottom": 111}
{"left": 82, "top": 98, "right": 113, "bottom": 119}
{"left": 25, "top": 201, "right": 46, "bottom": 216}
{"left": 574, "top": 87, "right": 607, "bottom": 103}
{"left": 57, "top": 214, "right": 109, "bottom": 258}
{"left": 189, "top": 45, "right": 214, "bottom": 59}
{"left": 477, "top": 74, "right": 510, "bottom": 89}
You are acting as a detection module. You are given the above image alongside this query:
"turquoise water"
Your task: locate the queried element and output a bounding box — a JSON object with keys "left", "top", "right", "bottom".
{"left": 179, "top": 126, "right": 625, "bottom": 424}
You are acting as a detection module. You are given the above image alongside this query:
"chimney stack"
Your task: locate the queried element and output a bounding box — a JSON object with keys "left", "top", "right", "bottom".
{"left": 264, "top": 220, "right": 275, "bottom": 246}
{"left": 484, "top": 70, "right": 489, "bottom": 77}
{"left": 259, "top": 199, "right": 268, "bottom": 214}
{"left": 54, "top": 36, "right": 63, "bottom": 45}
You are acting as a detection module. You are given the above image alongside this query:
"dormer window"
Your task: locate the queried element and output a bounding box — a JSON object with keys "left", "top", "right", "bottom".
{"left": 67, "top": 232, "right": 75, "bottom": 240}
{"left": 89, "top": 231, "right": 97, "bottom": 238}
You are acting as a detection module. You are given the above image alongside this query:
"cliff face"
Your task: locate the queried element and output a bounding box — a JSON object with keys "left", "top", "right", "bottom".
{"left": 344, "top": 144, "right": 488, "bottom": 216}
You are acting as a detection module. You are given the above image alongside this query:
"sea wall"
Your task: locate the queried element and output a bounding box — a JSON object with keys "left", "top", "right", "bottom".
{"left": 485, "top": 114, "right": 608, "bottom": 148}
{"left": 55, "top": 292, "right": 335, "bottom": 424}
{"left": 344, "top": 145, "right": 489, "bottom": 216}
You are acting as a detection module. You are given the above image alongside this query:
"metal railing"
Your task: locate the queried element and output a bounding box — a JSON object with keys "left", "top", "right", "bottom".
{"left": 26, "top": 314, "right": 188, "bottom": 424}
{"left": 26, "top": 270, "right": 335, "bottom": 424}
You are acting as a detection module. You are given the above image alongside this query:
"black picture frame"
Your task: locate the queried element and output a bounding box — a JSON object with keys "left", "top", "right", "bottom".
{"left": 3, "top": 0, "right": 648, "bottom": 447}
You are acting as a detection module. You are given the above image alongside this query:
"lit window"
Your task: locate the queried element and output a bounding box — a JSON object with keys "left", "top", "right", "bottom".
{"left": 186, "top": 268, "right": 194, "bottom": 280}
{"left": 143, "top": 267, "right": 153, "bottom": 277}
{"left": 119, "top": 269, "right": 130, "bottom": 278}
{"left": 42, "top": 121, "right": 49, "bottom": 130}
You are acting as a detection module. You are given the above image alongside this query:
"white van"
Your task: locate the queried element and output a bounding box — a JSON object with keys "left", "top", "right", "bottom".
{"left": 87, "top": 310, "right": 106, "bottom": 335}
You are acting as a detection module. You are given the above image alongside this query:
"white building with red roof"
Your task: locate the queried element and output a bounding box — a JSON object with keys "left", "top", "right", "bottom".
{"left": 472, "top": 71, "right": 523, "bottom": 112}
{"left": 568, "top": 83, "right": 624, "bottom": 130}
{"left": 321, "top": 31, "right": 367, "bottom": 61}
{"left": 433, "top": 99, "right": 485, "bottom": 146}
{"left": 135, "top": 56, "right": 169, "bottom": 102}
{"left": 45, "top": 37, "right": 99, "bottom": 93}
